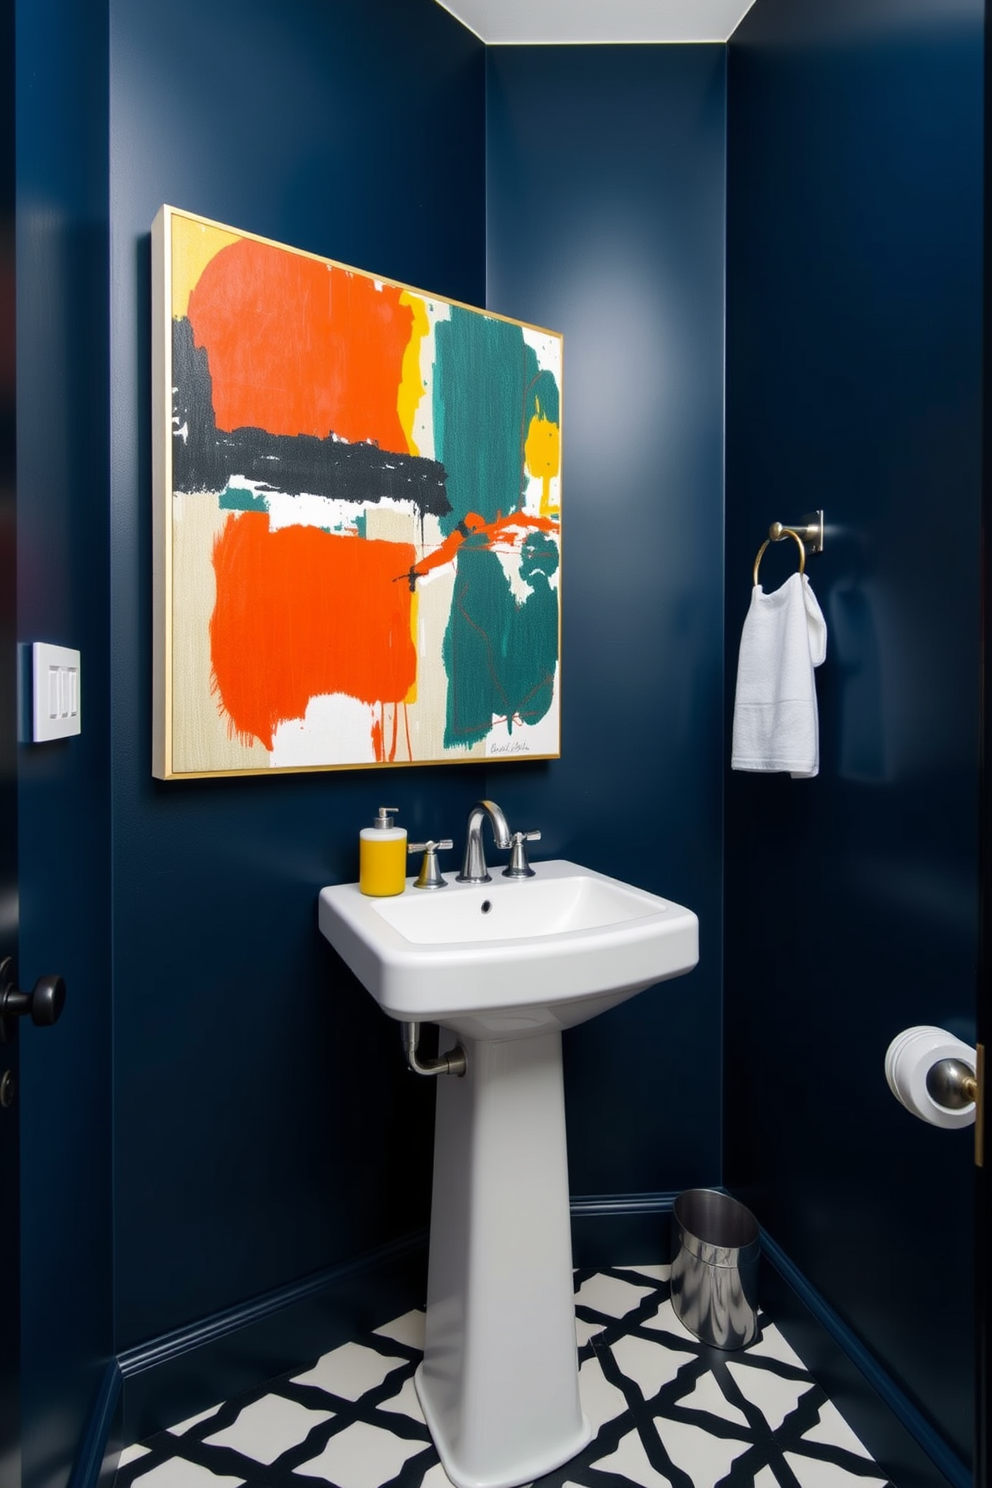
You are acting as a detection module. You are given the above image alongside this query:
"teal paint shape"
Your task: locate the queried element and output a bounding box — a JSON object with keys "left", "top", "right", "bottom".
{"left": 433, "top": 309, "right": 557, "bottom": 534}
{"left": 219, "top": 484, "right": 268, "bottom": 513}
{"left": 443, "top": 531, "right": 559, "bottom": 750}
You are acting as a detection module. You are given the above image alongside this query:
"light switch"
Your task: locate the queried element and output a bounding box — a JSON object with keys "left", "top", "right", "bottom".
{"left": 32, "top": 643, "right": 81, "bottom": 742}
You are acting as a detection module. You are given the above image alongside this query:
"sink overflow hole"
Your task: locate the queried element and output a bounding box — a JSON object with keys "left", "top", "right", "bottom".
{"left": 480, "top": 900, "right": 493, "bottom": 914}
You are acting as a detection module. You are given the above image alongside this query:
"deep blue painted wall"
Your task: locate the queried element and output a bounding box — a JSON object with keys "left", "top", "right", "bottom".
{"left": 16, "top": 0, "right": 114, "bottom": 1482}
{"left": 485, "top": 45, "right": 727, "bottom": 1199}
{"left": 725, "top": 0, "right": 983, "bottom": 1467}
{"left": 21, "top": 2, "right": 981, "bottom": 1478}
{"left": 20, "top": 4, "right": 734, "bottom": 1462}
{"left": 108, "top": 0, "right": 486, "bottom": 1350}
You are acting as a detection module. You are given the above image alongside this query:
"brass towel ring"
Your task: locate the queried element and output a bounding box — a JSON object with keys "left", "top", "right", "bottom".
{"left": 753, "top": 525, "right": 806, "bottom": 587}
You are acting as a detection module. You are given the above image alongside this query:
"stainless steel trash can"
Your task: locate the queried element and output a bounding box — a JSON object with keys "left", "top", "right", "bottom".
{"left": 670, "top": 1189, "right": 759, "bottom": 1350}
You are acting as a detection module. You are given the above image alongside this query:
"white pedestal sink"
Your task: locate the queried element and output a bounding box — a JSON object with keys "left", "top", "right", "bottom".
{"left": 319, "top": 860, "right": 698, "bottom": 1488}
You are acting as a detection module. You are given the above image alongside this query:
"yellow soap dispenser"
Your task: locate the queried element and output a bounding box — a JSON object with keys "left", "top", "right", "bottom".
{"left": 360, "top": 806, "right": 408, "bottom": 897}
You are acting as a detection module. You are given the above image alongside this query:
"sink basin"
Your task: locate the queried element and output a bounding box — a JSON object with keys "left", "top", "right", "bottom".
{"left": 318, "top": 858, "right": 698, "bottom": 1040}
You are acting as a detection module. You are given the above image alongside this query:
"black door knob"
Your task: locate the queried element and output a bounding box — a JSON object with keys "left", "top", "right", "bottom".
{"left": 2, "top": 974, "right": 65, "bottom": 1026}
{"left": 0, "top": 958, "right": 66, "bottom": 1039}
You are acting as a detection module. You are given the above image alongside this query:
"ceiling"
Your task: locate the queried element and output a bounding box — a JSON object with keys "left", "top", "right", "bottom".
{"left": 434, "top": 0, "right": 758, "bottom": 45}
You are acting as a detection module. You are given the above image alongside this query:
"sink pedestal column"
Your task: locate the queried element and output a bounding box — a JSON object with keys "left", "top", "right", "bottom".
{"left": 416, "top": 1028, "right": 590, "bottom": 1488}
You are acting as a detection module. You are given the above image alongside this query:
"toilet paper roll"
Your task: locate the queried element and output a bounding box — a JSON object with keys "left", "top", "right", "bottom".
{"left": 885, "top": 1025, "right": 977, "bottom": 1130}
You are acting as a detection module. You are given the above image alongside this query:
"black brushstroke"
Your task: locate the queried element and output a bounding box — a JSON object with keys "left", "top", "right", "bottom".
{"left": 170, "top": 316, "right": 451, "bottom": 517}
{"left": 171, "top": 317, "right": 227, "bottom": 491}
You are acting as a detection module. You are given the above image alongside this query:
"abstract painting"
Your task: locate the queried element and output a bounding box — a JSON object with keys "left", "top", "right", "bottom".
{"left": 151, "top": 206, "right": 562, "bottom": 778}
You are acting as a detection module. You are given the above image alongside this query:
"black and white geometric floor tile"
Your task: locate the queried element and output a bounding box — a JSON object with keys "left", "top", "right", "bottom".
{"left": 115, "top": 1265, "right": 894, "bottom": 1488}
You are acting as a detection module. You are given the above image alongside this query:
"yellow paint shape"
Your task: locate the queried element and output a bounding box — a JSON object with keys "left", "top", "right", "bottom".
{"left": 171, "top": 218, "right": 242, "bottom": 320}
{"left": 525, "top": 414, "right": 561, "bottom": 515}
{"left": 397, "top": 291, "right": 430, "bottom": 457}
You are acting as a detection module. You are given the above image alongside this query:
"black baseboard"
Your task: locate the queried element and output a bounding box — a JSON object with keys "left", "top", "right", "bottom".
{"left": 569, "top": 1190, "right": 678, "bottom": 1267}
{"left": 72, "top": 1195, "right": 968, "bottom": 1488}
{"left": 570, "top": 1191, "right": 967, "bottom": 1488}
{"left": 118, "top": 1230, "right": 428, "bottom": 1448}
{"left": 67, "top": 1358, "right": 123, "bottom": 1488}
{"left": 759, "top": 1230, "right": 968, "bottom": 1488}
{"left": 105, "top": 1200, "right": 679, "bottom": 1463}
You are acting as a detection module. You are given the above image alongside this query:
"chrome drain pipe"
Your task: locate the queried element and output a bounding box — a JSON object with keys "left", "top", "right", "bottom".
{"left": 401, "top": 1021, "right": 467, "bottom": 1078}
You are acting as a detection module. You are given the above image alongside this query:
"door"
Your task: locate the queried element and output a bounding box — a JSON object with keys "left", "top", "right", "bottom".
{"left": 979, "top": 736, "right": 990, "bottom": 1473}
{"left": 979, "top": 18, "right": 992, "bottom": 1473}
{"left": 0, "top": 0, "right": 17, "bottom": 1472}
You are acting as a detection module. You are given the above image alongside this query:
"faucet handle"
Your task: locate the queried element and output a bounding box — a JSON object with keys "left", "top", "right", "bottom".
{"left": 502, "top": 830, "right": 541, "bottom": 880}
{"left": 408, "top": 838, "right": 453, "bottom": 891}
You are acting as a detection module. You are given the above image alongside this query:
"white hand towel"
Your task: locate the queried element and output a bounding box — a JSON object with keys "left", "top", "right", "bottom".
{"left": 731, "top": 571, "right": 827, "bottom": 779}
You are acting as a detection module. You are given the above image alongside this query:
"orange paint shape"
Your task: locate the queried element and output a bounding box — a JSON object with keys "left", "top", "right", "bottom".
{"left": 210, "top": 514, "right": 417, "bottom": 751}
{"left": 187, "top": 238, "right": 414, "bottom": 449}
{"left": 410, "top": 510, "right": 558, "bottom": 581}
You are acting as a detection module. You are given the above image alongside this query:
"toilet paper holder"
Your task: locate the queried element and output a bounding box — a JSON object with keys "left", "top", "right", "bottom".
{"left": 927, "top": 1055, "right": 979, "bottom": 1110}
{"left": 886, "top": 1027, "right": 984, "bottom": 1167}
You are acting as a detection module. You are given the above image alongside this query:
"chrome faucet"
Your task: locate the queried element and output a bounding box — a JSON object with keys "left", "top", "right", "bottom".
{"left": 457, "top": 800, "right": 512, "bottom": 883}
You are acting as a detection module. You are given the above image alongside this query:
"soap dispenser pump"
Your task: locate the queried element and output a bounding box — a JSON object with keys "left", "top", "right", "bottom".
{"left": 360, "top": 806, "right": 407, "bottom": 897}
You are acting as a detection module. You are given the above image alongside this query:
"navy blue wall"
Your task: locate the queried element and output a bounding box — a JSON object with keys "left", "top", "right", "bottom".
{"left": 20, "top": 1, "right": 983, "bottom": 1479}
{"left": 485, "top": 45, "right": 727, "bottom": 1198}
{"left": 106, "top": 17, "right": 731, "bottom": 1363}
{"left": 19, "top": 6, "right": 733, "bottom": 1464}
{"left": 108, "top": 0, "right": 485, "bottom": 1350}
{"left": 725, "top": 0, "right": 983, "bottom": 1467}
{"left": 16, "top": 0, "right": 114, "bottom": 1482}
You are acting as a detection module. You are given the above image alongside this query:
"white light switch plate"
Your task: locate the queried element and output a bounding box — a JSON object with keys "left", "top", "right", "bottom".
{"left": 32, "top": 643, "right": 81, "bottom": 741}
